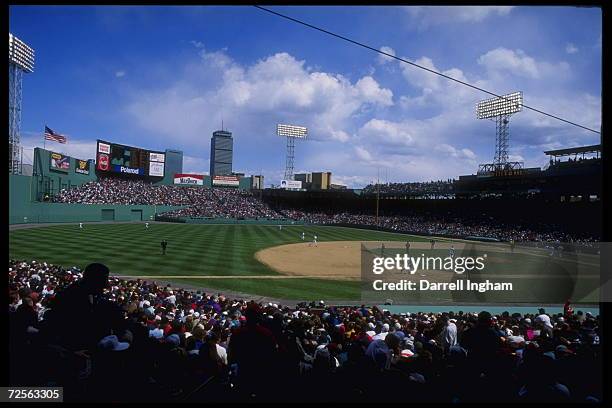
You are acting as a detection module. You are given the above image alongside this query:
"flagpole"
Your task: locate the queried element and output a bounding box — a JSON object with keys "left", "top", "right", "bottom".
{"left": 43, "top": 126, "right": 46, "bottom": 150}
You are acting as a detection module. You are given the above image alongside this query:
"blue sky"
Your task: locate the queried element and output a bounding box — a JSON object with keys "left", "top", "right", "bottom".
{"left": 10, "top": 5, "right": 602, "bottom": 187}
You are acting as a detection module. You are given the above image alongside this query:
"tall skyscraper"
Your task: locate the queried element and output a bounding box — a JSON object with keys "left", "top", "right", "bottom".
{"left": 210, "top": 130, "right": 233, "bottom": 177}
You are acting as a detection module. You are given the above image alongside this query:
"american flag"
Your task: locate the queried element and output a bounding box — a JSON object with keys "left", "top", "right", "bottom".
{"left": 44, "top": 126, "right": 67, "bottom": 144}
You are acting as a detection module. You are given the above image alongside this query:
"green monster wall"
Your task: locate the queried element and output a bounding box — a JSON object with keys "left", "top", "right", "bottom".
{"left": 9, "top": 174, "right": 184, "bottom": 224}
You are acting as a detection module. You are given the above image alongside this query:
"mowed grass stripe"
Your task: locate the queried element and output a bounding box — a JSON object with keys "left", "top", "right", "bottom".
{"left": 10, "top": 224, "right": 422, "bottom": 300}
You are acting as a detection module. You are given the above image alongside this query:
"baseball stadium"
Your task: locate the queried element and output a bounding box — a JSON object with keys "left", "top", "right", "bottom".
{"left": 8, "top": 5, "right": 604, "bottom": 405}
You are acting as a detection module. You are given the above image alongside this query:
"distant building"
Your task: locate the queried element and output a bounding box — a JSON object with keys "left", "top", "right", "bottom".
{"left": 294, "top": 173, "right": 312, "bottom": 189}
{"left": 312, "top": 171, "right": 332, "bottom": 190}
{"left": 294, "top": 173, "right": 311, "bottom": 183}
{"left": 251, "top": 175, "right": 264, "bottom": 189}
{"left": 330, "top": 183, "right": 347, "bottom": 190}
{"left": 163, "top": 149, "right": 183, "bottom": 185}
{"left": 210, "top": 130, "right": 233, "bottom": 176}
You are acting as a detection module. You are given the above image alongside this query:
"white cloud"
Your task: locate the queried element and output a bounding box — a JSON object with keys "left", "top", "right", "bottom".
{"left": 126, "top": 49, "right": 394, "bottom": 146}
{"left": 477, "top": 47, "right": 571, "bottom": 81}
{"left": 118, "top": 41, "right": 598, "bottom": 188}
{"left": 478, "top": 48, "right": 540, "bottom": 79}
{"left": 405, "top": 6, "right": 514, "bottom": 29}
{"left": 354, "top": 145, "right": 373, "bottom": 162}
{"left": 377, "top": 46, "right": 396, "bottom": 65}
{"left": 115, "top": 71, "right": 126, "bottom": 78}
{"left": 565, "top": 43, "right": 578, "bottom": 54}
{"left": 435, "top": 144, "right": 476, "bottom": 161}
{"left": 190, "top": 40, "right": 204, "bottom": 49}
{"left": 358, "top": 119, "right": 414, "bottom": 148}
{"left": 355, "top": 76, "right": 394, "bottom": 106}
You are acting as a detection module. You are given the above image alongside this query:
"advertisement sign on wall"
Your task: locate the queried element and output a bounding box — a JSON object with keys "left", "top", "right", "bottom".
{"left": 97, "top": 153, "right": 110, "bottom": 171}
{"left": 49, "top": 152, "right": 70, "bottom": 172}
{"left": 212, "top": 175, "right": 240, "bottom": 187}
{"left": 75, "top": 159, "right": 90, "bottom": 175}
{"left": 280, "top": 179, "right": 302, "bottom": 189}
{"left": 98, "top": 142, "right": 111, "bottom": 154}
{"left": 174, "top": 174, "right": 204, "bottom": 185}
{"left": 149, "top": 152, "right": 165, "bottom": 163}
{"left": 149, "top": 161, "right": 165, "bottom": 177}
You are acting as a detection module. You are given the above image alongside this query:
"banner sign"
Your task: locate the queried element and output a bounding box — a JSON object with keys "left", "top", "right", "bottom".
{"left": 111, "top": 164, "right": 144, "bottom": 175}
{"left": 212, "top": 175, "right": 240, "bottom": 187}
{"left": 75, "top": 159, "right": 90, "bottom": 175}
{"left": 174, "top": 174, "right": 204, "bottom": 185}
{"left": 49, "top": 152, "right": 70, "bottom": 172}
{"left": 150, "top": 152, "right": 165, "bottom": 163}
{"left": 98, "top": 142, "right": 111, "bottom": 154}
{"left": 149, "top": 161, "right": 165, "bottom": 177}
{"left": 97, "top": 153, "right": 110, "bottom": 171}
{"left": 280, "top": 179, "right": 302, "bottom": 189}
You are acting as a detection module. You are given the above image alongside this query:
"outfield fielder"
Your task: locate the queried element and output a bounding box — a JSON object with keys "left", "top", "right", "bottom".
{"left": 79, "top": 222, "right": 83, "bottom": 229}
{"left": 145, "top": 222, "right": 149, "bottom": 229}
{"left": 301, "top": 232, "right": 305, "bottom": 241}
{"left": 313, "top": 234, "right": 318, "bottom": 247}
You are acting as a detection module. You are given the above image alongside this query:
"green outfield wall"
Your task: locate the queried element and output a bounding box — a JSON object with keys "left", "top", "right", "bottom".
{"left": 9, "top": 174, "right": 184, "bottom": 224}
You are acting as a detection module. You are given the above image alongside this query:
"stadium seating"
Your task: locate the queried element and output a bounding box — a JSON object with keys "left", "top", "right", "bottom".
{"left": 8, "top": 259, "right": 601, "bottom": 402}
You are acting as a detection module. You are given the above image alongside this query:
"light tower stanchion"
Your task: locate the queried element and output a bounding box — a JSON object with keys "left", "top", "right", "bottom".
{"left": 476, "top": 91, "right": 523, "bottom": 174}
{"left": 285, "top": 134, "right": 296, "bottom": 180}
{"left": 277, "top": 124, "right": 308, "bottom": 183}
{"left": 9, "top": 33, "right": 35, "bottom": 175}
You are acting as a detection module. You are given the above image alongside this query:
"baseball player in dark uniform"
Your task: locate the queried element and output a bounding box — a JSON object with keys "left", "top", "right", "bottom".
{"left": 161, "top": 240, "right": 168, "bottom": 255}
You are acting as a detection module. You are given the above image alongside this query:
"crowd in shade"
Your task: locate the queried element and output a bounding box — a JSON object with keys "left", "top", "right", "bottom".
{"left": 52, "top": 179, "right": 597, "bottom": 243}
{"left": 362, "top": 180, "right": 456, "bottom": 196}
{"left": 9, "top": 259, "right": 602, "bottom": 402}
{"left": 278, "top": 210, "right": 598, "bottom": 244}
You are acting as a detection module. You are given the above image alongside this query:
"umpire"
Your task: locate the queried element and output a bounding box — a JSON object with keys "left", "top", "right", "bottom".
{"left": 161, "top": 239, "right": 168, "bottom": 255}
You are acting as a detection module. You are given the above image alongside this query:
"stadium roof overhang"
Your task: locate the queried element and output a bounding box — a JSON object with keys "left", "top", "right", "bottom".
{"left": 544, "top": 144, "right": 601, "bottom": 157}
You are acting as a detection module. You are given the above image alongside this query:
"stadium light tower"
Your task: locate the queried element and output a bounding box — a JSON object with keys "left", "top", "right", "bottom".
{"left": 277, "top": 124, "right": 307, "bottom": 180}
{"left": 476, "top": 91, "right": 523, "bottom": 174}
{"left": 9, "top": 33, "right": 35, "bottom": 175}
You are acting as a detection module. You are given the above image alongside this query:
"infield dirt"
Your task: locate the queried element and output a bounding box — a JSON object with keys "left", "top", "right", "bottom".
{"left": 254, "top": 241, "right": 466, "bottom": 281}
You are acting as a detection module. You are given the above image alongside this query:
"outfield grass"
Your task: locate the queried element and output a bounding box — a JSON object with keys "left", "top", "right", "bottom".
{"left": 9, "top": 223, "right": 427, "bottom": 301}
{"left": 11, "top": 223, "right": 598, "bottom": 303}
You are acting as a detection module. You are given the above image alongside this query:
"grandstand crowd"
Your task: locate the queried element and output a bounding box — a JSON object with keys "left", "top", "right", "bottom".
{"left": 53, "top": 178, "right": 278, "bottom": 219}
{"left": 51, "top": 179, "right": 597, "bottom": 243}
{"left": 362, "top": 180, "right": 455, "bottom": 196}
{"left": 8, "top": 259, "right": 602, "bottom": 402}
{"left": 279, "top": 210, "right": 597, "bottom": 243}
